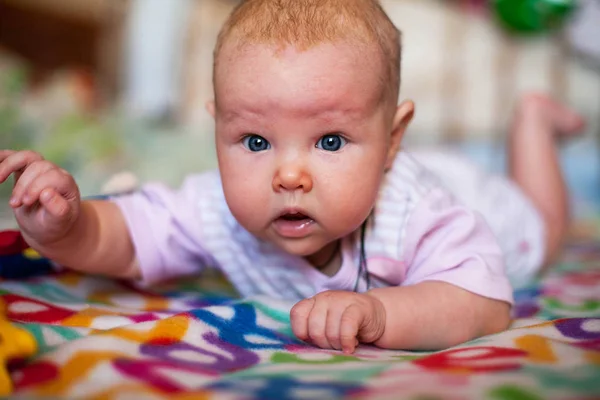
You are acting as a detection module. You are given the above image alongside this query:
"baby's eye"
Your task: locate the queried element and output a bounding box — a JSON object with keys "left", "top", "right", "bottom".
{"left": 316, "top": 134, "right": 346, "bottom": 152}
{"left": 243, "top": 135, "right": 271, "bottom": 152}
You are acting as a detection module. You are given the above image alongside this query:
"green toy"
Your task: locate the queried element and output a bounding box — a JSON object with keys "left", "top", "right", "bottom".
{"left": 493, "top": 0, "right": 577, "bottom": 33}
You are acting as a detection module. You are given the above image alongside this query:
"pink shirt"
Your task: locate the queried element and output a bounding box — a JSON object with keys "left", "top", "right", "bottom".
{"left": 113, "top": 152, "right": 514, "bottom": 305}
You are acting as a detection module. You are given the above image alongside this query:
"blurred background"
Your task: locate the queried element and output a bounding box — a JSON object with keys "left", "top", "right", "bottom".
{"left": 1, "top": 0, "right": 599, "bottom": 229}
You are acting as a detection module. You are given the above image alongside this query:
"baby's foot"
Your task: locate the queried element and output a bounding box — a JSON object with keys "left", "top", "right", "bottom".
{"left": 518, "top": 93, "right": 586, "bottom": 137}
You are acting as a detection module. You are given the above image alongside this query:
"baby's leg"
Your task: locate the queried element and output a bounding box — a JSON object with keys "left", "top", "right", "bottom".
{"left": 508, "top": 93, "right": 585, "bottom": 267}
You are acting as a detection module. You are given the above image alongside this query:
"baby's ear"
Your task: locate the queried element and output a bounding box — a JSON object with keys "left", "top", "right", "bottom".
{"left": 386, "top": 101, "right": 415, "bottom": 170}
{"left": 205, "top": 100, "right": 216, "bottom": 118}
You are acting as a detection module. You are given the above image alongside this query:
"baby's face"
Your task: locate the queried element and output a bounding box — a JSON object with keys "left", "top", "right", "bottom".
{"left": 212, "top": 41, "right": 397, "bottom": 262}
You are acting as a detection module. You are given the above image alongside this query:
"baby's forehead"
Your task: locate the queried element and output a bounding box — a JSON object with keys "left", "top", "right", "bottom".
{"left": 213, "top": 41, "right": 390, "bottom": 117}
{"left": 216, "top": 38, "right": 384, "bottom": 77}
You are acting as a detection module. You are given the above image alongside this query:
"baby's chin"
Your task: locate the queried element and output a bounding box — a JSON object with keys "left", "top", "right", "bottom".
{"left": 268, "top": 234, "right": 335, "bottom": 258}
{"left": 244, "top": 221, "right": 346, "bottom": 258}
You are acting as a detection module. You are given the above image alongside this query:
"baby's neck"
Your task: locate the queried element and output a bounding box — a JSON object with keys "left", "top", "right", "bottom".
{"left": 305, "top": 240, "right": 342, "bottom": 277}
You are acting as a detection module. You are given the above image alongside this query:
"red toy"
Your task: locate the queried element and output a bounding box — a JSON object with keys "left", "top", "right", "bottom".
{"left": 0, "top": 230, "right": 55, "bottom": 279}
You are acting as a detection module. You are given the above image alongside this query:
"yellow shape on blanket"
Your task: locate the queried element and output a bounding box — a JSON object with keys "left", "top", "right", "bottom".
{"left": 105, "top": 314, "right": 189, "bottom": 343}
{"left": 23, "top": 248, "right": 42, "bottom": 259}
{"left": 61, "top": 307, "right": 127, "bottom": 328}
{"left": 587, "top": 351, "right": 600, "bottom": 365}
{"left": 0, "top": 300, "right": 37, "bottom": 396}
{"left": 56, "top": 272, "right": 85, "bottom": 286}
{"left": 32, "top": 350, "right": 124, "bottom": 397}
{"left": 514, "top": 335, "right": 557, "bottom": 363}
{"left": 141, "top": 296, "right": 170, "bottom": 312}
{"left": 89, "top": 291, "right": 170, "bottom": 312}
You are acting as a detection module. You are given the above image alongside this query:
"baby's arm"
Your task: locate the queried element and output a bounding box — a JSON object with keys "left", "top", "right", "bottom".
{"left": 0, "top": 150, "right": 138, "bottom": 278}
{"left": 33, "top": 200, "right": 138, "bottom": 278}
{"left": 290, "top": 282, "right": 510, "bottom": 353}
{"left": 369, "top": 187, "right": 514, "bottom": 349}
{"left": 291, "top": 187, "right": 514, "bottom": 352}
{"left": 367, "top": 281, "right": 510, "bottom": 350}
{"left": 368, "top": 186, "right": 514, "bottom": 349}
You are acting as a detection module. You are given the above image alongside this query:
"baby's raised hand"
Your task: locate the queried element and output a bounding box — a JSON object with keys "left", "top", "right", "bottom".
{"left": 290, "top": 290, "right": 386, "bottom": 354}
{"left": 0, "top": 150, "right": 80, "bottom": 246}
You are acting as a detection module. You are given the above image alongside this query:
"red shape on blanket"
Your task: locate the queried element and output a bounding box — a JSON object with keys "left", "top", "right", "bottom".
{"left": 0, "top": 231, "right": 28, "bottom": 256}
{"left": 12, "top": 361, "right": 59, "bottom": 391}
{"left": 2, "top": 294, "right": 76, "bottom": 324}
{"left": 147, "top": 337, "right": 179, "bottom": 346}
{"left": 414, "top": 346, "right": 527, "bottom": 373}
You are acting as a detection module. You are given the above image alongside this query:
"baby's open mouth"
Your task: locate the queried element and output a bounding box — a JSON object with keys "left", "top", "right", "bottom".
{"left": 280, "top": 213, "right": 310, "bottom": 221}
{"left": 273, "top": 211, "right": 316, "bottom": 238}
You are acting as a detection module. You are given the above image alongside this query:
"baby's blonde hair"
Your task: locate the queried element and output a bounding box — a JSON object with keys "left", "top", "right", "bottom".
{"left": 213, "top": 0, "right": 402, "bottom": 107}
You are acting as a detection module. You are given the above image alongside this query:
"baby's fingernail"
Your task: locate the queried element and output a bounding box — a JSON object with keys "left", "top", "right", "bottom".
{"left": 9, "top": 196, "right": 18, "bottom": 206}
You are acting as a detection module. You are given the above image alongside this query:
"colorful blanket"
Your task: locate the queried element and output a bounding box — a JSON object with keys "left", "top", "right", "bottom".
{"left": 1, "top": 227, "right": 600, "bottom": 400}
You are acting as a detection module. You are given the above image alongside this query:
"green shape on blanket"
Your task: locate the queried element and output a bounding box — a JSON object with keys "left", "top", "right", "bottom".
{"left": 391, "top": 354, "right": 429, "bottom": 361}
{"left": 271, "top": 352, "right": 361, "bottom": 364}
{"left": 250, "top": 300, "right": 290, "bottom": 323}
{"left": 543, "top": 298, "right": 600, "bottom": 316}
{"left": 250, "top": 300, "right": 294, "bottom": 336}
{"left": 7, "top": 281, "right": 95, "bottom": 305}
{"left": 228, "top": 361, "right": 386, "bottom": 382}
{"left": 20, "top": 323, "right": 83, "bottom": 354}
{"left": 524, "top": 365, "right": 600, "bottom": 394}
{"left": 271, "top": 351, "right": 423, "bottom": 365}
{"left": 489, "top": 385, "right": 543, "bottom": 400}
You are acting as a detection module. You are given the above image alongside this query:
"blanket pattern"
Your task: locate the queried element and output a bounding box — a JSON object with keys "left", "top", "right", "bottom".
{"left": 1, "top": 229, "right": 600, "bottom": 399}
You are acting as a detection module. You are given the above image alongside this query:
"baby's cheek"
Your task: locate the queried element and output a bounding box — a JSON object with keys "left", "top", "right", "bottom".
{"left": 330, "top": 173, "right": 380, "bottom": 216}
{"left": 222, "top": 178, "right": 268, "bottom": 228}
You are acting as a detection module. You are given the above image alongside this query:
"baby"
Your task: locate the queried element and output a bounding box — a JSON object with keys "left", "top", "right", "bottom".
{"left": 0, "top": 0, "right": 585, "bottom": 353}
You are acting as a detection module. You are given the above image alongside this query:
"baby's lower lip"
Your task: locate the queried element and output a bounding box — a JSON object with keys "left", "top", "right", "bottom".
{"left": 272, "top": 217, "right": 315, "bottom": 238}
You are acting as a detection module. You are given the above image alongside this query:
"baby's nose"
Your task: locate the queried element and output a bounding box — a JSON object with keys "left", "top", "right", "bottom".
{"left": 272, "top": 163, "right": 313, "bottom": 193}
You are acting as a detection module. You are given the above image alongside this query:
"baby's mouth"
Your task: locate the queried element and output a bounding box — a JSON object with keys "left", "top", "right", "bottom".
{"left": 272, "top": 211, "right": 316, "bottom": 238}
{"left": 279, "top": 212, "right": 311, "bottom": 221}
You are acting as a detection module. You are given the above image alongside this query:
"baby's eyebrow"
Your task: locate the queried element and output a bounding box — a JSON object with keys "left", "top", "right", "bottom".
{"left": 221, "top": 109, "right": 262, "bottom": 122}
{"left": 309, "top": 107, "right": 366, "bottom": 122}
{"left": 220, "top": 103, "right": 369, "bottom": 123}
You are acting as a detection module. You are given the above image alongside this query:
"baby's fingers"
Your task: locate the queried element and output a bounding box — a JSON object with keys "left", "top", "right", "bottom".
{"left": 17, "top": 168, "right": 77, "bottom": 209}
{"left": 290, "top": 298, "right": 316, "bottom": 342}
{"left": 11, "top": 160, "right": 56, "bottom": 206}
{"left": 0, "top": 149, "right": 16, "bottom": 161}
{"left": 0, "top": 149, "right": 17, "bottom": 183}
{"left": 0, "top": 149, "right": 16, "bottom": 162}
{"left": 340, "top": 305, "right": 362, "bottom": 354}
{"left": 0, "top": 150, "right": 44, "bottom": 183}
{"left": 38, "top": 187, "right": 72, "bottom": 219}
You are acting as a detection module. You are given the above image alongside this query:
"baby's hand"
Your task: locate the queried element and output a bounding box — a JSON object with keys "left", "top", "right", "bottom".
{"left": 290, "top": 290, "right": 386, "bottom": 354}
{"left": 0, "top": 150, "right": 80, "bottom": 246}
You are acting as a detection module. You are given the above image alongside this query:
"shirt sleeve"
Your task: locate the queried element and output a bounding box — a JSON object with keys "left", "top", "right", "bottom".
{"left": 401, "top": 188, "right": 514, "bottom": 305}
{"left": 111, "top": 175, "right": 215, "bottom": 286}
